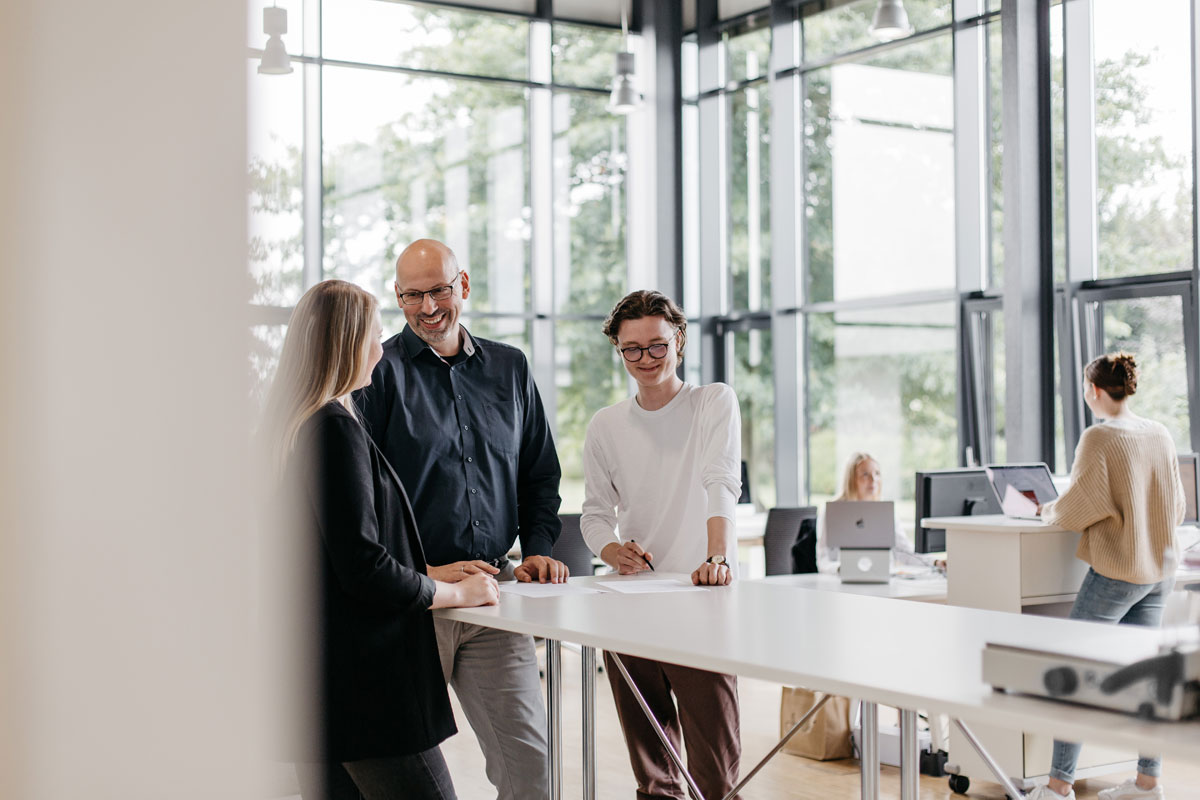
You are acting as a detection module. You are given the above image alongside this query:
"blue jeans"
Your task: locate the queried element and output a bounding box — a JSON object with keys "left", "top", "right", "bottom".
{"left": 1049, "top": 569, "right": 1170, "bottom": 784}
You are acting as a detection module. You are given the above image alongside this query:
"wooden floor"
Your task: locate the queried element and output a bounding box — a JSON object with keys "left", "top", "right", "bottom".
{"left": 440, "top": 646, "right": 1200, "bottom": 800}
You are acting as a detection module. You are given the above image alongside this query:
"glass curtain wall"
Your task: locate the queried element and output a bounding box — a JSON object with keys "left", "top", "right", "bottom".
{"left": 247, "top": 1, "right": 633, "bottom": 512}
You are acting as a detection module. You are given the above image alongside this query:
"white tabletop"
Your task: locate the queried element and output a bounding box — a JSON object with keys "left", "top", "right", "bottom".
{"left": 437, "top": 573, "right": 1200, "bottom": 759}
{"left": 757, "top": 571, "right": 947, "bottom": 602}
{"left": 922, "top": 514, "right": 1066, "bottom": 533}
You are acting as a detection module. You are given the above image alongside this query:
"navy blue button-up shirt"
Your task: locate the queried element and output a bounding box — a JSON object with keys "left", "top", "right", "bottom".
{"left": 354, "top": 325, "right": 562, "bottom": 566}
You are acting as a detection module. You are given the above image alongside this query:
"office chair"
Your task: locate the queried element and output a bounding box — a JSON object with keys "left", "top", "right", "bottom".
{"left": 550, "top": 513, "right": 597, "bottom": 578}
{"left": 763, "top": 506, "right": 818, "bottom": 576}
{"left": 738, "top": 460, "right": 752, "bottom": 505}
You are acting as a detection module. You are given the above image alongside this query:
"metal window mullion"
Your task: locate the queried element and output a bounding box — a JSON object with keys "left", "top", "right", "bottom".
{"left": 1187, "top": 0, "right": 1200, "bottom": 451}
{"left": 770, "top": 0, "right": 802, "bottom": 506}
{"left": 303, "top": 0, "right": 323, "bottom": 289}
{"left": 697, "top": 0, "right": 725, "bottom": 385}
{"left": 529, "top": 20, "right": 555, "bottom": 435}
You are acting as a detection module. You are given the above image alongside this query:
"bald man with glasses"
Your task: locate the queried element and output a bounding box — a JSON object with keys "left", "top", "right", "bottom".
{"left": 356, "top": 239, "right": 567, "bottom": 800}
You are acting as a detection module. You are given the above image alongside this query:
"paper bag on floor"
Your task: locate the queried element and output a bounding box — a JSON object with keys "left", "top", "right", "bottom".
{"left": 779, "top": 687, "right": 853, "bottom": 761}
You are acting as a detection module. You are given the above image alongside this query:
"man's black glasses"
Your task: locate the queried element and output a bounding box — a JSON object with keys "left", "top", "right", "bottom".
{"left": 398, "top": 271, "right": 462, "bottom": 306}
{"left": 620, "top": 342, "right": 671, "bottom": 363}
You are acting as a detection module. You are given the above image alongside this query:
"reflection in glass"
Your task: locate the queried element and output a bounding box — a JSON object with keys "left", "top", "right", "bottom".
{"left": 1093, "top": 0, "right": 1193, "bottom": 278}
{"left": 729, "top": 328, "right": 775, "bottom": 510}
{"left": 552, "top": 22, "right": 625, "bottom": 89}
{"left": 805, "top": 36, "right": 954, "bottom": 303}
{"left": 808, "top": 303, "right": 957, "bottom": 525}
{"left": 323, "top": 0, "right": 528, "bottom": 79}
{"left": 729, "top": 84, "right": 770, "bottom": 312}
{"left": 802, "top": 0, "right": 951, "bottom": 64}
{"left": 553, "top": 91, "right": 628, "bottom": 315}
{"left": 556, "top": 320, "right": 629, "bottom": 513}
{"left": 322, "top": 66, "right": 529, "bottom": 314}
{"left": 248, "top": 62, "right": 304, "bottom": 307}
{"left": 1100, "top": 296, "right": 1190, "bottom": 449}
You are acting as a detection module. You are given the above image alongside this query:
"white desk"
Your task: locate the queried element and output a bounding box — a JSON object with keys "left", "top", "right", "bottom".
{"left": 922, "top": 515, "right": 1200, "bottom": 788}
{"left": 758, "top": 571, "right": 947, "bottom": 603}
{"left": 437, "top": 573, "right": 1200, "bottom": 800}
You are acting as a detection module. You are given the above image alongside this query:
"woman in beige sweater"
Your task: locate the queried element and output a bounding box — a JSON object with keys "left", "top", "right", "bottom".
{"left": 1027, "top": 353, "right": 1185, "bottom": 800}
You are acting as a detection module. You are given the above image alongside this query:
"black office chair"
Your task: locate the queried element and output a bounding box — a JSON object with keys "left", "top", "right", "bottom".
{"left": 551, "top": 513, "right": 597, "bottom": 577}
{"left": 738, "top": 460, "right": 752, "bottom": 505}
{"left": 763, "top": 506, "right": 818, "bottom": 576}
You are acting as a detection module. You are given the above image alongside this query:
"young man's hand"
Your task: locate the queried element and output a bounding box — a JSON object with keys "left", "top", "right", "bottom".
{"left": 514, "top": 555, "right": 569, "bottom": 583}
{"left": 428, "top": 560, "right": 501, "bottom": 583}
{"left": 692, "top": 560, "right": 732, "bottom": 586}
{"left": 602, "top": 541, "right": 655, "bottom": 574}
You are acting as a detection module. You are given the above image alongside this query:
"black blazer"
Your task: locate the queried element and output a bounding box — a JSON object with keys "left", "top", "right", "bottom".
{"left": 291, "top": 402, "right": 455, "bottom": 762}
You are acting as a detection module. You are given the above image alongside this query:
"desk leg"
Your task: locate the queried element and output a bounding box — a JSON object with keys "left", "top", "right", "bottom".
{"left": 546, "top": 639, "right": 562, "bottom": 800}
{"left": 582, "top": 645, "right": 596, "bottom": 800}
{"left": 609, "top": 653, "right": 707, "bottom": 800}
{"left": 860, "top": 701, "right": 879, "bottom": 800}
{"left": 899, "top": 709, "right": 918, "bottom": 800}
{"left": 951, "top": 719, "right": 1026, "bottom": 800}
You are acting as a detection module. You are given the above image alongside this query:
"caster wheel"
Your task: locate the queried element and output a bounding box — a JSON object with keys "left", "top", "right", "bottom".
{"left": 948, "top": 774, "right": 970, "bottom": 794}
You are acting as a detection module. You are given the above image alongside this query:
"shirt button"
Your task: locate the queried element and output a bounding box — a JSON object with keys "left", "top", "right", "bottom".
{"left": 457, "top": 394, "right": 463, "bottom": 400}
{"left": 466, "top": 456, "right": 473, "bottom": 463}
{"left": 463, "top": 425, "right": 469, "bottom": 431}
{"left": 473, "top": 520, "right": 480, "bottom": 527}
{"left": 471, "top": 488, "right": 478, "bottom": 494}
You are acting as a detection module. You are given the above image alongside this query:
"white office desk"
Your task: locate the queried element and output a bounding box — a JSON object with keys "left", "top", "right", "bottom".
{"left": 922, "top": 515, "right": 1200, "bottom": 788}
{"left": 437, "top": 573, "right": 1200, "bottom": 799}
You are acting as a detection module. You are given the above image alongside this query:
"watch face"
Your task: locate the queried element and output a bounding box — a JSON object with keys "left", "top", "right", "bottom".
{"left": 708, "top": 555, "right": 726, "bottom": 565}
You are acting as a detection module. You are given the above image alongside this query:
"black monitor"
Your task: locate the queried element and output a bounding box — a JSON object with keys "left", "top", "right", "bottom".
{"left": 1180, "top": 453, "right": 1199, "bottom": 525}
{"left": 914, "top": 468, "right": 1002, "bottom": 553}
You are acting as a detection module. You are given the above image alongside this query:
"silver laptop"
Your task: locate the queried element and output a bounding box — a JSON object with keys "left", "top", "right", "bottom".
{"left": 984, "top": 463, "right": 1059, "bottom": 521}
{"left": 827, "top": 501, "right": 894, "bottom": 583}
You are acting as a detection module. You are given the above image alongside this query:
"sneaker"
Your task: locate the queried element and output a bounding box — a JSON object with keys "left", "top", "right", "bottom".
{"left": 1098, "top": 778, "right": 1165, "bottom": 800}
{"left": 1027, "top": 786, "right": 1076, "bottom": 800}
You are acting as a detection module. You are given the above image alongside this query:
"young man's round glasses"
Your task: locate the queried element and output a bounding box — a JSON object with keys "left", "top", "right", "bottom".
{"left": 397, "top": 271, "right": 462, "bottom": 306}
{"left": 620, "top": 342, "right": 672, "bottom": 363}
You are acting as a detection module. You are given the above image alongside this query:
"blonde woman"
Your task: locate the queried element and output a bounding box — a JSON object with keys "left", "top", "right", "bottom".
{"left": 1029, "top": 353, "right": 1185, "bottom": 800}
{"left": 815, "top": 452, "right": 935, "bottom": 573}
{"left": 263, "top": 280, "right": 497, "bottom": 800}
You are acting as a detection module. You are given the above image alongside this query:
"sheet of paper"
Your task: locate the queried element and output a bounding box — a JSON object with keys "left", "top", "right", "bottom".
{"left": 593, "top": 579, "right": 705, "bottom": 594}
{"left": 498, "top": 582, "right": 605, "bottom": 598}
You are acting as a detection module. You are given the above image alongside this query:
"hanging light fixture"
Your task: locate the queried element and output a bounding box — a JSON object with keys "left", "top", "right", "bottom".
{"left": 258, "top": 5, "right": 294, "bottom": 75}
{"left": 868, "top": 0, "right": 914, "bottom": 42}
{"left": 608, "top": 0, "right": 642, "bottom": 115}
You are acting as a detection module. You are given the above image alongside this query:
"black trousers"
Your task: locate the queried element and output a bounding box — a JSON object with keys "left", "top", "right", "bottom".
{"left": 296, "top": 746, "right": 457, "bottom": 800}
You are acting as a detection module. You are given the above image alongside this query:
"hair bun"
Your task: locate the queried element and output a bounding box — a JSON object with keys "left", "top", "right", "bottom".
{"left": 1113, "top": 352, "right": 1138, "bottom": 396}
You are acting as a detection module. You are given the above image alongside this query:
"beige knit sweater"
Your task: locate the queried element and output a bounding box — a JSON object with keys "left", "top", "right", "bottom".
{"left": 1041, "top": 416, "right": 1185, "bottom": 584}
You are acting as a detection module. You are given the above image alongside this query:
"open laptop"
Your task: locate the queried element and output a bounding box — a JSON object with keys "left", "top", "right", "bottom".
{"left": 984, "top": 463, "right": 1059, "bottom": 521}
{"left": 827, "top": 500, "right": 894, "bottom": 583}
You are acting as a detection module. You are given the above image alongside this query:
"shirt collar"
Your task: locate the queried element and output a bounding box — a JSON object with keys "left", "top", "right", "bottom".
{"left": 400, "top": 324, "right": 478, "bottom": 362}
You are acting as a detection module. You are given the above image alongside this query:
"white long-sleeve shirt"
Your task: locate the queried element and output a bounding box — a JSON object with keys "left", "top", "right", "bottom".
{"left": 580, "top": 382, "right": 742, "bottom": 575}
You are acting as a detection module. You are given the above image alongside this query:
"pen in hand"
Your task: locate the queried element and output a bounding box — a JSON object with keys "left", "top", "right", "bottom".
{"left": 629, "top": 539, "right": 655, "bottom": 572}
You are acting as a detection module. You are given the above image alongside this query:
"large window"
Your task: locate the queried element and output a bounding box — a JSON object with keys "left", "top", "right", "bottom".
{"left": 248, "top": 2, "right": 636, "bottom": 512}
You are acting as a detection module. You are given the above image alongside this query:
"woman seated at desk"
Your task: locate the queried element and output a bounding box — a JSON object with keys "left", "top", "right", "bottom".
{"left": 816, "top": 451, "right": 937, "bottom": 575}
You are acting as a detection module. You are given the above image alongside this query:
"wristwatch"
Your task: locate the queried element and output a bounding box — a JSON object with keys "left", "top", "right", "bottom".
{"left": 705, "top": 555, "right": 727, "bottom": 566}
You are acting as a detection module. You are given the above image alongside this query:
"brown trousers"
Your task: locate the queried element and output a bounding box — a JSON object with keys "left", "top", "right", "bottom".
{"left": 604, "top": 651, "right": 742, "bottom": 800}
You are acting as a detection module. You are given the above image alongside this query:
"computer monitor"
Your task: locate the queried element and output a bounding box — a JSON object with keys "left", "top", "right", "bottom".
{"left": 1180, "top": 453, "right": 1199, "bottom": 525}
{"left": 914, "top": 468, "right": 1002, "bottom": 553}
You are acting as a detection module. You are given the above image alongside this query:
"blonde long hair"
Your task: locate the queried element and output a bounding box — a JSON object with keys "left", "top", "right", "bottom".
{"left": 834, "top": 451, "right": 877, "bottom": 502}
{"left": 262, "top": 280, "right": 379, "bottom": 477}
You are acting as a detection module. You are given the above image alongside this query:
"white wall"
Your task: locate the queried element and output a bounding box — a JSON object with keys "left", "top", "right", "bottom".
{"left": 0, "top": 2, "right": 264, "bottom": 798}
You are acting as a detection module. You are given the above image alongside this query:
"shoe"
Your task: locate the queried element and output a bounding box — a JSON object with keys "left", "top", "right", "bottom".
{"left": 1026, "top": 786, "right": 1075, "bottom": 800}
{"left": 1098, "top": 778, "right": 1165, "bottom": 800}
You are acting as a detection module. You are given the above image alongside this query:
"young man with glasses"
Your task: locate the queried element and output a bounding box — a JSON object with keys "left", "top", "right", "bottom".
{"left": 580, "top": 289, "right": 744, "bottom": 800}
{"left": 355, "top": 239, "right": 566, "bottom": 800}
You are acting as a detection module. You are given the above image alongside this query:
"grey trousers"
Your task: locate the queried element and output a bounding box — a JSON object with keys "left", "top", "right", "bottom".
{"left": 434, "top": 609, "right": 549, "bottom": 800}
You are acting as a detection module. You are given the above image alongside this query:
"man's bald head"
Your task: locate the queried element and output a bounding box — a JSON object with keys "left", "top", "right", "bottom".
{"left": 396, "top": 238, "right": 458, "bottom": 282}
{"left": 393, "top": 238, "right": 470, "bottom": 356}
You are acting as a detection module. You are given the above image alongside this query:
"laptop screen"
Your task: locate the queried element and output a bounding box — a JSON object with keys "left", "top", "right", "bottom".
{"left": 985, "top": 464, "right": 1059, "bottom": 517}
